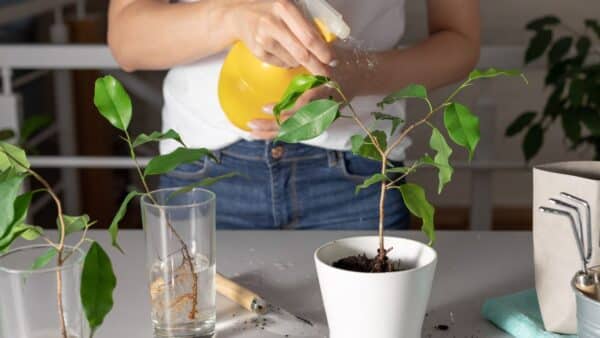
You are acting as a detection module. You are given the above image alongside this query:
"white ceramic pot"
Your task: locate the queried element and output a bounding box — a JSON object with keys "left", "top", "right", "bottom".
{"left": 314, "top": 236, "right": 437, "bottom": 338}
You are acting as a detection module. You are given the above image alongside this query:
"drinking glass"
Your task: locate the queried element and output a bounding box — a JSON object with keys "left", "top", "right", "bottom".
{"left": 141, "top": 187, "right": 216, "bottom": 337}
{"left": 0, "top": 244, "right": 85, "bottom": 338}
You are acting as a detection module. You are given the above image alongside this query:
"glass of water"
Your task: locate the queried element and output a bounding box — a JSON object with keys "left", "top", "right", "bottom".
{"left": 141, "top": 188, "right": 216, "bottom": 338}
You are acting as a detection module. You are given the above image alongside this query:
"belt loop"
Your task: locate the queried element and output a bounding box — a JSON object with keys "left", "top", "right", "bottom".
{"left": 212, "top": 149, "right": 222, "bottom": 163}
{"left": 327, "top": 150, "right": 341, "bottom": 167}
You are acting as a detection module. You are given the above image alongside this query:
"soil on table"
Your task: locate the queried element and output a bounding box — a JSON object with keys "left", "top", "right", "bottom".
{"left": 332, "top": 253, "right": 405, "bottom": 273}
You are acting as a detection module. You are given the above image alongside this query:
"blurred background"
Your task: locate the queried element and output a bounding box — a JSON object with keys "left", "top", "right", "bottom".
{"left": 0, "top": 0, "right": 598, "bottom": 231}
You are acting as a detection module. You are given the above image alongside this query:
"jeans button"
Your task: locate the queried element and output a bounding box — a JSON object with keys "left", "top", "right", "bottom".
{"left": 271, "top": 145, "right": 284, "bottom": 159}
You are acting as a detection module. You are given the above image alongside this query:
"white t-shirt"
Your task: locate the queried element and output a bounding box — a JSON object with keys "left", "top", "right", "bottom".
{"left": 161, "top": 0, "right": 410, "bottom": 160}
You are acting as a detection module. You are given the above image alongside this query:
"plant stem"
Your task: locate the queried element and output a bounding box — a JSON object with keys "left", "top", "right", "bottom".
{"left": 377, "top": 158, "right": 387, "bottom": 260}
{"left": 124, "top": 132, "right": 199, "bottom": 320}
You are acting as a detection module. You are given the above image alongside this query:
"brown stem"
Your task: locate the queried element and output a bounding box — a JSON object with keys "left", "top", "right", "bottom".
{"left": 377, "top": 158, "right": 387, "bottom": 261}
{"left": 125, "top": 134, "right": 198, "bottom": 320}
{"left": 56, "top": 252, "right": 68, "bottom": 338}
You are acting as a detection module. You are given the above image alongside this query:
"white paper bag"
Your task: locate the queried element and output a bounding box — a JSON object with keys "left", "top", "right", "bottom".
{"left": 534, "top": 161, "right": 600, "bottom": 334}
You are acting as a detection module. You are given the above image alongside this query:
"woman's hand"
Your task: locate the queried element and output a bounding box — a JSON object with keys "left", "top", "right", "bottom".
{"left": 249, "top": 48, "right": 362, "bottom": 140}
{"left": 228, "top": 0, "right": 335, "bottom": 74}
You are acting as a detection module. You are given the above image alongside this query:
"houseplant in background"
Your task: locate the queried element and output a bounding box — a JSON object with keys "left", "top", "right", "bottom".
{"left": 93, "top": 75, "right": 233, "bottom": 337}
{"left": 506, "top": 15, "right": 599, "bottom": 160}
{"left": 0, "top": 142, "right": 116, "bottom": 338}
{"left": 273, "top": 69, "right": 526, "bottom": 337}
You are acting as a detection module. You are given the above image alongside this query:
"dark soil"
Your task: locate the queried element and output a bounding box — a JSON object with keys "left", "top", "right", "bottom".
{"left": 332, "top": 253, "right": 403, "bottom": 273}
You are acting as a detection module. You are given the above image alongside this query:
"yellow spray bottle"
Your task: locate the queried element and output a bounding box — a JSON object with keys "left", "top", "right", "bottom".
{"left": 218, "top": 0, "right": 350, "bottom": 131}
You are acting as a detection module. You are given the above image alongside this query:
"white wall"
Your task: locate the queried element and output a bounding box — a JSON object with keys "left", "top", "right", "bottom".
{"left": 403, "top": 1, "right": 598, "bottom": 208}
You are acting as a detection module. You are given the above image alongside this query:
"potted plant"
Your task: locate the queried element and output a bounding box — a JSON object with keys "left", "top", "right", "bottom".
{"left": 506, "top": 15, "right": 599, "bottom": 160}
{"left": 272, "top": 69, "right": 526, "bottom": 337}
{"left": 92, "top": 75, "right": 233, "bottom": 337}
{"left": 0, "top": 142, "right": 116, "bottom": 338}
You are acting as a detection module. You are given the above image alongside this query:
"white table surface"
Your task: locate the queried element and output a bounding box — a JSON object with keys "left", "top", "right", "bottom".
{"left": 63, "top": 230, "right": 533, "bottom": 337}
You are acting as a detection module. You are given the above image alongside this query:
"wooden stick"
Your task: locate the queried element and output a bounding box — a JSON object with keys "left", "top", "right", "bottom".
{"left": 216, "top": 273, "right": 266, "bottom": 314}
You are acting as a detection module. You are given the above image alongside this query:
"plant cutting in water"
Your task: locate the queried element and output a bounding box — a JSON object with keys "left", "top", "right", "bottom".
{"left": 0, "top": 143, "right": 116, "bottom": 338}
{"left": 274, "top": 69, "right": 527, "bottom": 272}
{"left": 93, "top": 75, "right": 233, "bottom": 322}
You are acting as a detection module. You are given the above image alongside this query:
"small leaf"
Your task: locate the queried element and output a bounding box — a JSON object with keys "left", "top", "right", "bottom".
{"left": 386, "top": 166, "right": 411, "bottom": 174}
{"left": 31, "top": 247, "right": 57, "bottom": 270}
{"left": 10, "top": 191, "right": 35, "bottom": 234}
{"left": 0, "top": 224, "right": 30, "bottom": 253}
{"left": 506, "top": 111, "right": 537, "bottom": 136}
{"left": 132, "top": 129, "right": 186, "bottom": 148}
{"left": 168, "top": 172, "right": 238, "bottom": 199}
{"left": 144, "top": 147, "right": 215, "bottom": 176}
{"left": 562, "top": 111, "right": 581, "bottom": 143}
{"left": 569, "top": 79, "right": 585, "bottom": 107}
{"left": 276, "top": 99, "right": 340, "bottom": 143}
{"left": 109, "top": 190, "right": 141, "bottom": 254}
{"left": 525, "top": 30, "right": 553, "bottom": 64}
{"left": 351, "top": 130, "right": 387, "bottom": 161}
{"left": 543, "top": 85, "right": 565, "bottom": 119}
{"left": 0, "top": 129, "right": 15, "bottom": 141}
{"left": 443, "top": 103, "right": 480, "bottom": 159}
{"left": 429, "top": 128, "right": 454, "bottom": 194}
{"left": 548, "top": 37, "right": 573, "bottom": 63}
{"left": 0, "top": 174, "right": 25, "bottom": 239}
{"left": 523, "top": 124, "right": 544, "bottom": 161}
{"left": 19, "top": 225, "right": 44, "bottom": 241}
{"left": 378, "top": 84, "right": 428, "bottom": 108}
{"left": 581, "top": 110, "right": 600, "bottom": 136}
{"left": 372, "top": 112, "right": 404, "bottom": 135}
{"left": 355, "top": 173, "right": 388, "bottom": 195}
{"left": 576, "top": 36, "right": 591, "bottom": 60}
{"left": 273, "top": 74, "right": 329, "bottom": 122}
{"left": 20, "top": 115, "right": 53, "bottom": 143}
{"left": 397, "top": 183, "right": 435, "bottom": 245}
{"left": 93, "top": 75, "right": 132, "bottom": 131}
{"left": 81, "top": 242, "right": 117, "bottom": 336}
{"left": 61, "top": 214, "right": 91, "bottom": 236}
{"left": 0, "top": 142, "right": 30, "bottom": 172}
{"left": 545, "top": 59, "right": 571, "bottom": 85}
{"left": 468, "top": 68, "right": 526, "bottom": 83}
{"left": 526, "top": 16, "right": 560, "bottom": 31}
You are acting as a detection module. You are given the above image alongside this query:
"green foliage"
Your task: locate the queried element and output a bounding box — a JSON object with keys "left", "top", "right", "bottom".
{"left": 62, "top": 214, "right": 91, "bottom": 236}
{"left": 275, "top": 99, "right": 340, "bottom": 143}
{"left": 109, "top": 190, "right": 141, "bottom": 254}
{"left": 507, "top": 16, "right": 599, "bottom": 160}
{"left": 443, "top": 103, "right": 480, "bottom": 159}
{"left": 20, "top": 115, "right": 53, "bottom": 144}
{"left": 132, "top": 129, "right": 186, "bottom": 148}
{"left": 397, "top": 183, "right": 435, "bottom": 245}
{"left": 428, "top": 128, "right": 453, "bottom": 194}
{"left": 144, "top": 147, "right": 215, "bottom": 177}
{"left": 168, "top": 172, "right": 239, "bottom": 199}
{"left": 469, "top": 68, "right": 527, "bottom": 83}
{"left": 0, "top": 142, "right": 30, "bottom": 173}
{"left": 0, "top": 129, "right": 15, "bottom": 141}
{"left": 273, "top": 74, "right": 328, "bottom": 122}
{"left": 18, "top": 225, "right": 44, "bottom": 241}
{"left": 351, "top": 130, "right": 387, "bottom": 161}
{"left": 31, "top": 247, "right": 57, "bottom": 270}
{"left": 81, "top": 241, "right": 117, "bottom": 337}
{"left": 0, "top": 174, "right": 25, "bottom": 239}
{"left": 355, "top": 174, "right": 388, "bottom": 195}
{"left": 377, "top": 84, "right": 428, "bottom": 109}
{"left": 94, "top": 75, "right": 132, "bottom": 131}
{"left": 371, "top": 112, "right": 404, "bottom": 135}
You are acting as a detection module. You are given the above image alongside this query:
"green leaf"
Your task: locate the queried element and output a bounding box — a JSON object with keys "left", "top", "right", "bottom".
{"left": 275, "top": 99, "right": 340, "bottom": 143}
{"left": 378, "top": 84, "right": 428, "bottom": 109}
{"left": 350, "top": 130, "right": 387, "bottom": 161}
{"left": 569, "top": 79, "right": 585, "bottom": 107}
{"left": 18, "top": 225, "right": 44, "bottom": 241}
{"left": 428, "top": 128, "right": 453, "bottom": 194}
{"left": 581, "top": 111, "right": 600, "bottom": 136}
{"left": 61, "top": 214, "right": 91, "bottom": 236}
{"left": 526, "top": 16, "right": 560, "bottom": 31}
{"left": 548, "top": 37, "right": 573, "bottom": 63}
{"left": 543, "top": 85, "right": 565, "bottom": 118}
{"left": 525, "top": 30, "right": 553, "bottom": 64}
{"left": 132, "top": 129, "right": 186, "bottom": 148}
{"left": 168, "top": 172, "right": 238, "bottom": 200}
{"left": 0, "top": 142, "right": 30, "bottom": 172}
{"left": 93, "top": 75, "right": 132, "bottom": 131}
{"left": 0, "top": 174, "right": 25, "bottom": 239}
{"left": 20, "top": 115, "right": 53, "bottom": 143}
{"left": 576, "top": 36, "right": 591, "bottom": 60}
{"left": 562, "top": 111, "right": 581, "bottom": 143}
{"left": 81, "top": 241, "right": 117, "bottom": 336}
{"left": 144, "top": 147, "right": 215, "bottom": 176}
{"left": 273, "top": 74, "right": 329, "bottom": 122}
{"left": 545, "top": 59, "right": 571, "bottom": 85}
{"left": 355, "top": 173, "right": 388, "bottom": 195}
{"left": 372, "top": 112, "right": 404, "bottom": 135}
{"left": 386, "top": 166, "right": 411, "bottom": 174}
{"left": 397, "top": 183, "right": 435, "bottom": 245}
{"left": 108, "top": 190, "right": 141, "bottom": 254}
{"left": 523, "top": 124, "right": 544, "bottom": 161}
{"left": 468, "top": 68, "right": 526, "bottom": 83}
{"left": 0, "top": 224, "right": 30, "bottom": 253}
{"left": 31, "top": 247, "right": 57, "bottom": 270}
{"left": 9, "top": 191, "right": 35, "bottom": 234}
{"left": 443, "top": 103, "right": 480, "bottom": 159}
{"left": 0, "top": 129, "right": 15, "bottom": 141}
{"left": 506, "top": 111, "right": 537, "bottom": 136}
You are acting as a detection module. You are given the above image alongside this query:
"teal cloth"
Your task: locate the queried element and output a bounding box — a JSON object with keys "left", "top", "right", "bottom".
{"left": 482, "top": 289, "right": 577, "bottom": 338}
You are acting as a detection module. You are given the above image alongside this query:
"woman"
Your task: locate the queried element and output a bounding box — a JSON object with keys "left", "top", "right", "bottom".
{"left": 108, "top": 0, "right": 480, "bottom": 229}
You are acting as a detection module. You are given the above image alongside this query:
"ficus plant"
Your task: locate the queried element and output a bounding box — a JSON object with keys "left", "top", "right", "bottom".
{"left": 506, "top": 15, "right": 599, "bottom": 160}
{"left": 0, "top": 142, "right": 116, "bottom": 338}
{"left": 273, "top": 69, "right": 526, "bottom": 271}
{"left": 93, "top": 75, "right": 232, "bottom": 320}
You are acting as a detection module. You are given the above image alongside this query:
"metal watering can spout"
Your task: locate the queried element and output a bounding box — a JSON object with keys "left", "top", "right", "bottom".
{"left": 218, "top": 0, "right": 350, "bottom": 131}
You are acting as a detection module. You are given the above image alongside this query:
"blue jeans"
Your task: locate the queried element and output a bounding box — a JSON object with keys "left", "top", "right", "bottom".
{"left": 160, "top": 141, "right": 410, "bottom": 230}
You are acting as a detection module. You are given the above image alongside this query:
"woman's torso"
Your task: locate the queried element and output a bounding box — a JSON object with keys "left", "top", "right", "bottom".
{"left": 161, "top": 0, "right": 409, "bottom": 158}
